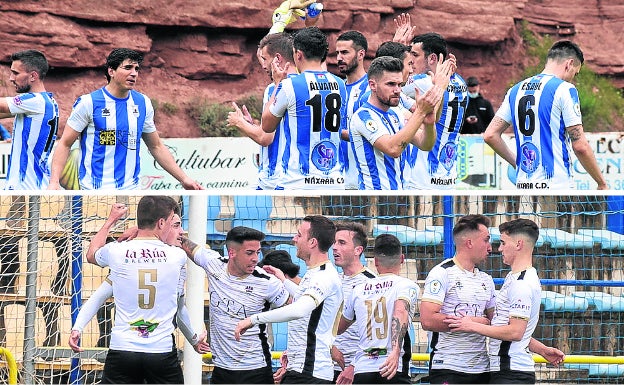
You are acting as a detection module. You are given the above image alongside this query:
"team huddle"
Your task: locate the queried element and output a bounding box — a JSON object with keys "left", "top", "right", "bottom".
{"left": 227, "top": 19, "right": 608, "bottom": 191}
{"left": 69, "top": 197, "right": 564, "bottom": 384}
{"left": 0, "top": 16, "right": 606, "bottom": 191}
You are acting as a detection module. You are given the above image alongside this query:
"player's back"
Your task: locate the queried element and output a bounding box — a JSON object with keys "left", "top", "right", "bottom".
{"left": 97, "top": 238, "right": 187, "bottom": 353}
{"left": 405, "top": 73, "right": 468, "bottom": 189}
{"left": 504, "top": 74, "right": 579, "bottom": 189}
{"left": 347, "top": 274, "right": 419, "bottom": 374}
{"left": 5, "top": 92, "right": 59, "bottom": 190}
{"left": 273, "top": 70, "right": 347, "bottom": 189}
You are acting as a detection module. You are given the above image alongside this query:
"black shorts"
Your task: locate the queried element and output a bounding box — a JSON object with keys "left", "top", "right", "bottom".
{"left": 100, "top": 349, "right": 183, "bottom": 384}
{"left": 281, "top": 370, "right": 333, "bottom": 384}
{"left": 490, "top": 370, "right": 535, "bottom": 384}
{"left": 428, "top": 369, "right": 491, "bottom": 384}
{"left": 211, "top": 365, "right": 274, "bottom": 384}
{"left": 353, "top": 371, "right": 411, "bottom": 384}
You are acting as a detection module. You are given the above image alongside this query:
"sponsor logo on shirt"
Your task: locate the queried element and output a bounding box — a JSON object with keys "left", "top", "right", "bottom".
{"left": 311, "top": 140, "right": 338, "bottom": 172}
{"left": 12, "top": 96, "right": 22, "bottom": 106}
{"left": 428, "top": 280, "right": 442, "bottom": 294}
{"left": 130, "top": 319, "right": 159, "bottom": 337}
{"left": 102, "top": 107, "right": 111, "bottom": 117}
{"left": 519, "top": 142, "right": 540, "bottom": 176}
{"left": 365, "top": 120, "right": 378, "bottom": 132}
{"left": 99, "top": 130, "right": 116, "bottom": 145}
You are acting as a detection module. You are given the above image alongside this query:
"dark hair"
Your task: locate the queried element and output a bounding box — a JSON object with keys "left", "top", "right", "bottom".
{"left": 336, "top": 30, "right": 368, "bottom": 52}
{"left": 466, "top": 76, "right": 479, "bottom": 87}
{"left": 226, "top": 226, "right": 266, "bottom": 247}
{"left": 373, "top": 234, "right": 402, "bottom": 266}
{"left": 452, "top": 214, "right": 491, "bottom": 239}
{"left": 411, "top": 32, "right": 448, "bottom": 58}
{"left": 258, "top": 250, "right": 300, "bottom": 278}
{"left": 293, "top": 27, "right": 329, "bottom": 62}
{"left": 334, "top": 221, "right": 368, "bottom": 248}
{"left": 375, "top": 41, "right": 410, "bottom": 61}
{"left": 105, "top": 48, "right": 144, "bottom": 82}
{"left": 547, "top": 40, "right": 584, "bottom": 65}
{"left": 259, "top": 32, "right": 295, "bottom": 62}
{"left": 499, "top": 219, "right": 539, "bottom": 244}
{"left": 136, "top": 196, "right": 179, "bottom": 229}
{"left": 303, "top": 215, "right": 336, "bottom": 253}
{"left": 11, "top": 50, "right": 49, "bottom": 79}
{"left": 367, "top": 56, "right": 403, "bottom": 80}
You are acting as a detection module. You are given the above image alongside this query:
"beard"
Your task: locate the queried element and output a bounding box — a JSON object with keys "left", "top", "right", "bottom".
{"left": 15, "top": 83, "right": 31, "bottom": 93}
{"left": 377, "top": 94, "right": 400, "bottom": 108}
{"left": 338, "top": 59, "right": 358, "bottom": 75}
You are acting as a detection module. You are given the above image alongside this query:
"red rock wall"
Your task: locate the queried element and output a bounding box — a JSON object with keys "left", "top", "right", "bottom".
{"left": 0, "top": 0, "right": 622, "bottom": 137}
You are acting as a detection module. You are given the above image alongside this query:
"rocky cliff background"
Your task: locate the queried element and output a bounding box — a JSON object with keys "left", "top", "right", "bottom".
{"left": 1, "top": 0, "right": 623, "bottom": 137}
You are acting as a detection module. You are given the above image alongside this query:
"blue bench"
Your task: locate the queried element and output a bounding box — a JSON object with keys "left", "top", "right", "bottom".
{"left": 372, "top": 224, "right": 443, "bottom": 246}
{"left": 541, "top": 290, "right": 589, "bottom": 312}
{"left": 577, "top": 229, "right": 624, "bottom": 250}
{"left": 571, "top": 291, "right": 624, "bottom": 312}
{"left": 565, "top": 363, "right": 624, "bottom": 377}
{"left": 539, "top": 228, "right": 594, "bottom": 249}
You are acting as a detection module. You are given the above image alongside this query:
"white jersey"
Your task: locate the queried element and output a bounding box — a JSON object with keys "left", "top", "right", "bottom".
{"left": 421, "top": 258, "right": 496, "bottom": 373}
{"left": 405, "top": 73, "right": 468, "bottom": 189}
{"left": 192, "top": 247, "right": 289, "bottom": 370}
{"left": 489, "top": 267, "right": 541, "bottom": 372}
{"left": 350, "top": 102, "right": 405, "bottom": 190}
{"left": 342, "top": 74, "right": 369, "bottom": 190}
{"left": 269, "top": 70, "right": 347, "bottom": 189}
{"left": 286, "top": 261, "right": 343, "bottom": 381}
{"left": 342, "top": 274, "right": 420, "bottom": 375}
{"left": 5, "top": 92, "right": 59, "bottom": 190}
{"left": 66, "top": 87, "right": 157, "bottom": 190}
{"left": 497, "top": 74, "right": 580, "bottom": 190}
{"left": 94, "top": 237, "right": 187, "bottom": 353}
{"left": 334, "top": 267, "right": 376, "bottom": 371}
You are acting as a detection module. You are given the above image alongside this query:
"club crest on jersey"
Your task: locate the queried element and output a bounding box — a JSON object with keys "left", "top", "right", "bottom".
{"left": 101, "top": 108, "right": 111, "bottom": 117}
{"left": 311, "top": 140, "right": 338, "bottom": 172}
{"left": 520, "top": 142, "right": 540, "bottom": 175}
{"left": 439, "top": 143, "right": 457, "bottom": 171}
{"left": 428, "top": 280, "right": 442, "bottom": 294}
{"left": 365, "top": 120, "right": 378, "bottom": 132}
{"left": 131, "top": 104, "right": 139, "bottom": 117}
{"left": 99, "top": 130, "right": 116, "bottom": 145}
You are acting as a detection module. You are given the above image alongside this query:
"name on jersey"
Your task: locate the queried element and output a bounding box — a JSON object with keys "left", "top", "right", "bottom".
{"left": 431, "top": 177, "right": 455, "bottom": 186}
{"left": 125, "top": 248, "right": 168, "bottom": 262}
{"left": 309, "top": 81, "right": 339, "bottom": 91}
{"left": 521, "top": 82, "right": 542, "bottom": 91}
{"left": 304, "top": 176, "right": 344, "bottom": 185}
{"left": 447, "top": 84, "right": 467, "bottom": 93}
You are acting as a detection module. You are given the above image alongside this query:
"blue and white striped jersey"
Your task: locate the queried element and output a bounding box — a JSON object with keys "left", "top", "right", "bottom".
{"left": 66, "top": 87, "right": 156, "bottom": 190}
{"left": 269, "top": 70, "right": 347, "bottom": 189}
{"left": 342, "top": 74, "right": 369, "bottom": 190}
{"left": 350, "top": 102, "right": 405, "bottom": 190}
{"left": 257, "top": 81, "right": 288, "bottom": 190}
{"left": 5, "top": 92, "right": 59, "bottom": 190}
{"left": 497, "top": 73, "right": 581, "bottom": 189}
{"left": 405, "top": 73, "right": 468, "bottom": 189}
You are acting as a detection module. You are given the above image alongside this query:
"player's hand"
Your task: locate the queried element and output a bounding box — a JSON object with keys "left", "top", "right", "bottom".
{"left": 262, "top": 265, "right": 286, "bottom": 282}
{"left": 117, "top": 226, "right": 139, "bottom": 242}
{"left": 331, "top": 345, "right": 345, "bottom": 369}
{"left": 68, "top": 330, "right": 83, "bottom": 353}
{"left": 336, "top": 364, "right": 355, "bottom": 384}
{"left": 432, "top": 53, "right": 456, "bottom": 90}
{"left": 47, "top": 181, "right": 61, "bottom": 190}
{"left": 392, "top": 13, "right": 416, "bottom": 45}
{"left": 192, "top": 331, "right": 211, "bottom": 354}
{"left": 181, "top": 177, "right": 204, "bottom": 190}
{"left": 109, "top": 203, "right": 128, "bottom": 223}
{"left": 379, "top": 350, "right": 400, "bottom": 379}
{"left": 271, "top": 57, "right": 290, "bottom": 85}
{"left": 541, "top": 346, "right": 565, "bottom": 367}
{"left": 234, "top": 318, "right": 253, "bottom": 341}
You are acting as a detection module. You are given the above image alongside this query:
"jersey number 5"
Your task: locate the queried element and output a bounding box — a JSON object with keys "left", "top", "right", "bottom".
{"left": 138, "top": 269, "right": 157, "bottom": 309}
